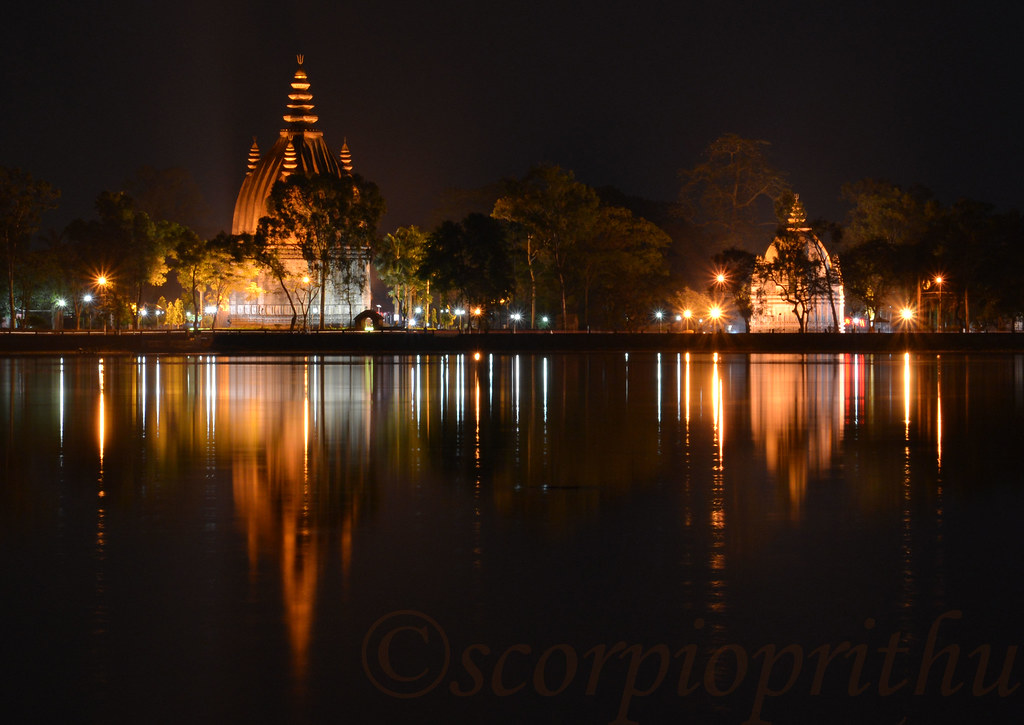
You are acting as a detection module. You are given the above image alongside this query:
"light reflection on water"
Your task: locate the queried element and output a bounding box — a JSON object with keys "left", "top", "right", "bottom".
{"left": 2, "top": 352, "right": 1023, "bottom": 724}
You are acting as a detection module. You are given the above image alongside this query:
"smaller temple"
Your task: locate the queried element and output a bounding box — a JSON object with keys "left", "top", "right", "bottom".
{"left": 749, "top": 196, "right": 844, "bottom": 333}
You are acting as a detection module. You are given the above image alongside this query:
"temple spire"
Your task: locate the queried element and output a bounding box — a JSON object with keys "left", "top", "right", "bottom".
{"left": 786, "top": 194, "right": 810, "bottom": 231}
{"left": 281, "top": 140, "right": 298, "bottom": 178}
{"left": 247, "top": 137, "right": 261, "bottom": 173}
{"left": 340, "top": 139, "right": 353, "bottom": 173}
{"left": 283, "top": 54, "right": 318, "bottom": 127}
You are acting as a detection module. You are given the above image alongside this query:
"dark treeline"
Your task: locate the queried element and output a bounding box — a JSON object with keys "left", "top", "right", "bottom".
{"left": 3, "top": 135, "right": 1023, "bottom": 332}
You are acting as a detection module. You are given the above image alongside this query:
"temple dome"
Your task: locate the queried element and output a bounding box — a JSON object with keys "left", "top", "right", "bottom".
{"left": 231, "top": 55, "right": 351, "bottom": 235}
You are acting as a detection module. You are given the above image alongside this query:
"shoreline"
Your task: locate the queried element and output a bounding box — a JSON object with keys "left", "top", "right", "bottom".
{"left": 3, "top": 330, "right": 1024, "bottom": 355}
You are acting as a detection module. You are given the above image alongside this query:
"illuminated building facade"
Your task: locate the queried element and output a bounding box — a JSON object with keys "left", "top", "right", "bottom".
{"left": 228, "top": 55, "right": 369, "bottom": 328}
{"left": 749, "top": 196, "right": 844, "bottom": 333}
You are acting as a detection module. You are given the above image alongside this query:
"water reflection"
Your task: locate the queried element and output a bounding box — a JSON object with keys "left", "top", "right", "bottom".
{"left": 2, "top": 352, "right": 1022, "bottom": 722}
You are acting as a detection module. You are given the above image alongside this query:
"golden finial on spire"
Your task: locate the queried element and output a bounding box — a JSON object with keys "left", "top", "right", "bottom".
{"left": 296, "top": 53, "right": 304, "bottom": 65}
{"left": 787, "top": 194, "right": 809, "bottom": 230}
{"left": 284, "top": 55, "right": 318, "bottom": 126}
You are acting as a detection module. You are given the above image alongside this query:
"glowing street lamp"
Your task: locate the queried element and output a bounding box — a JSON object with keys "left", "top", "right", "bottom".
{"left": 655, "top": 310, "right": 664, "bottom": 333}
{"left": 683, "top": 308, "right": 692, "bottom": 332}
{"left": 53, "top": 297, "right": 67, "bottom": 331}
{"left": 899, "top": 306, "right": 915, "bottom": 330}
{"left": 934, "top": 276, "right": 944, "bottom": 331}
{"left": 709, "top": 305, "right": 722, "bottom": 331}
{"left": 96, "top": 275, "right": 110, "bottom": 332}
{"left": 82, "top": 294, "right": 94, "bottom": 329}
{"left": 511, "top": 311, "right": 522, "bottom": 332}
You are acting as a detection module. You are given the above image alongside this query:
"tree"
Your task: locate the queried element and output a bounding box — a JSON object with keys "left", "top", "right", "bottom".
{"left": 259, "top": 173, "right": 385, "bottom": 329}
{"left": 711, "top": 247, "right": 758, "bottom": 331}
{"left": 65, "top": 191, "right": 176, "bottom": 330}
{"left": 171, "top": 227, "right": 208, "bottom": 331}
{"left": 840, "top": 237, "right": 902, "bottom": 329}
{"left": 203, "top": 233, "right": 261, "bottom": 330}
{"left": 1, "top": 167, "right": 59, "bottom": 329}
{"left": 678, "top": 134, "right": 789, "bottom": 253}
{"left": 575, "top": 206, "right": 670, "bottom": 330}
{"left": 840, "top": 180, "right": 942, "bottom": 326}
{"left": 419, "top": 214, "right": 515, "bottom": 318}
{"left": 493, "top": 165, "right": 601, "bottom": 327}
{"left": 375, "top": 225, "right": 429, "bottom": 324}
{"left": 669, "top": 286, "right": 717, "bottom": 331}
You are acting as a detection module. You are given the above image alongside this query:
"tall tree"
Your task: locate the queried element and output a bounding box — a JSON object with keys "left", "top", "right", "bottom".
{"left": 575, "top": 206, "right": 669, "bottom": 330}
{"left": 419, "top": 214, "right": 514, "bottom": 316}
{"left": 375, "top": 225, "right": 430, "bottom": 325}
{"left": 840, "top": 179, "right": 941, "bottom": 324}
{"left": 678, "top": 134, "right": 789, "bottom": 253}
{"left": 259, "top": 173, "right": 385, "bottom": 329}
{"left": 493, "top": 165, "right": 600, "bottom": 327}
{"left": 0, "top": 167, "right": 59, "bottom": 329}
{"left": 840, "top": 237, "right": 902, "bottom": 329}
{"left": 65, "top": 191, "right": 176, "bottom": 330}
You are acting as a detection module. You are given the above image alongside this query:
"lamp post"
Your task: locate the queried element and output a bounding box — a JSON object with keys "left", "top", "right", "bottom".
{"left": 511, "top": 312, "right": 522, "bottom": 332}
{"left": 54, "top": 298, "right": 67, "bottom": 332}
{"left": 655, "top": 310, "right": 664, "bottom": 333}
{"left": 934, "top": 276, "right": 943, "bottom": 331}
{"left": 96, "top": 276, "right": 109, "bottom": 333}
{"left": 683, "top": 308, "right": 692, "bottom": 332}
{"left": 83, "top": 293, "right": 93, "bottom": 330}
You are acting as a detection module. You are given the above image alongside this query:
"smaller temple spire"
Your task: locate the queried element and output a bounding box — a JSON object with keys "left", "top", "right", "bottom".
{"left": 281, "top": 140, "right": 298, "bottom": 178}
{"left": 339, "top": 139, "right": 353, "bottom": 173}
{"left": 247, "top": 137, "right": 261, "bottom": 173}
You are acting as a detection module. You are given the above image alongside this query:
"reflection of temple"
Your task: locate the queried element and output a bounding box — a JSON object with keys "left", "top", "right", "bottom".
{"left": 228, "top": 55, "right": 370, "bottom": 328}
{"left": 748, "top": 354, "right": 845, "bottom": 517}
{"left": 750, "top": 196, "right": 844, "bottom": 332}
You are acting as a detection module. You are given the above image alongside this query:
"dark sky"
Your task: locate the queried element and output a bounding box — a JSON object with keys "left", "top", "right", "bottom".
{"left": 4, "top": 0, "right": 1022, "bottom": 235}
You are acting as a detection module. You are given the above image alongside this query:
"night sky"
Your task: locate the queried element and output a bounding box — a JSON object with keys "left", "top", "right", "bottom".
{"left": 5, "top": 0, "right": 1022, "bottom": 235}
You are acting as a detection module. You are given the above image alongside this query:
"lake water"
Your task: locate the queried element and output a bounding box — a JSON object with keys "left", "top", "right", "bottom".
{"left": 2, "top": 352, "right": 1023, "bottom": 724}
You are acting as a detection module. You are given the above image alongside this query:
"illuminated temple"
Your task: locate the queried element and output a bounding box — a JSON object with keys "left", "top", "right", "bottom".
{"left": 228, "top": 55, "right": 369, "bottom": 327}
{"left": 749, "top": 196, "right": 845, "bottom": 333}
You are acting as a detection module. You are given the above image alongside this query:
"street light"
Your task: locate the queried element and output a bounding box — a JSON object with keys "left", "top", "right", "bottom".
{"left": 54, "top": 298, "right": 67, "bottom": 331}
{"left": 96, "top": 275, "right": 110, "bottom": 332}
{"left": 511, "top": 311, "right": 522, "bottom": 332}
{"left": 683, "top": 308, "right": 692, "bottom": 332}
{"left": 709, "top": 305, "right": 722, "bottom": 331}
{"left": 899, "top": 306, "right": 915, "bottom": 330}
{"left": 655, "top": 310, "right": 664, "bottom": 333}
{"left": 934, "top": 276, "right": 944, "bottom": 331}
{"left": 83, "top": 293, "right": 93, "bottom": 329}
